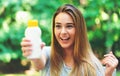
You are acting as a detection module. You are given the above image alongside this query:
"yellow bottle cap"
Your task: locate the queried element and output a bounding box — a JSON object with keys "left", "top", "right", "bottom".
{"left": 28, "top": 20, "right": 38, "bottom": 27}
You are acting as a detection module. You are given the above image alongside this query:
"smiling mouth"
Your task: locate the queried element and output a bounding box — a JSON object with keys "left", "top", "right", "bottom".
{"left": 60, "top": 37, "right": 70, "bottom": 41}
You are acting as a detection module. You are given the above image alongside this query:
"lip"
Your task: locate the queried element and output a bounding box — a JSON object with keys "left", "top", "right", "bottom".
{"left": 60, "top": 37, "right": 70, "bottom": 40}
{"left": 60, "top": 37, "right": 70, "bottom": 43}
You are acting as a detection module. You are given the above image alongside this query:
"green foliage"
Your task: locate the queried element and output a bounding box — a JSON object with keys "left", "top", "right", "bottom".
{"left": 0, "top": 0, "right": 76, "bottom": 63}
{"left": 81, "top": 0, "right": 120, "bottom": 57}
{"left": 0, "top": 0, "right": 120, "bottom": 63}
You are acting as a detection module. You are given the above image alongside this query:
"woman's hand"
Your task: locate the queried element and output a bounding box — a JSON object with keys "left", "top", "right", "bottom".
{"left": 101, "top": 51, "right": 118, "bottom": 76}
{"left": 21, "top": 38, "right": 32, "bottom": 57}
{"left": 20, "top": 38, "right": 45, "bottom": 57}
{"left": 21, "top": 37, "right": 46, "bottom": 70}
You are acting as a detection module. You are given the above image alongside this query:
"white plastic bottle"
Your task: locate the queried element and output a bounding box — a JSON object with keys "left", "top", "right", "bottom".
{"left": 25, "top": 20, "right": 42, "bottom": 59}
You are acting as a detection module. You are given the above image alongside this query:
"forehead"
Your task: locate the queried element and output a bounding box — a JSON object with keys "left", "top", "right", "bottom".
{"left": 55, "top": 12, "right": 74, "bottom": 23}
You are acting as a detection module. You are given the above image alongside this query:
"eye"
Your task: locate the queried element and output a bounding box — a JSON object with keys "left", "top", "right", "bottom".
{"left": 55, "top": 24, "right": 61, "bottom": 29}
{"left": 66, "top": 24, "right": 74, "bottom": 29}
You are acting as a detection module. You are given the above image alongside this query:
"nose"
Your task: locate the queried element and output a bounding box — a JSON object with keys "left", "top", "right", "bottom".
{"left": 60, "top": 27, "right": 67, "bottom": 34}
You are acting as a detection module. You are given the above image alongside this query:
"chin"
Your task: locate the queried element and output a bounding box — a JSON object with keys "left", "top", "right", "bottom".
{"left": 61, "top": 45, "right": 71, "bottom": 49}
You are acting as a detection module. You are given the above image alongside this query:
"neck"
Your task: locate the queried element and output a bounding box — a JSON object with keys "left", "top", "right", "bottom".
{"left": 64, "top": 47, "right": 73, "bottom": 56}
{"left": 63, "top": 49, "right": 74, "bottom": 67}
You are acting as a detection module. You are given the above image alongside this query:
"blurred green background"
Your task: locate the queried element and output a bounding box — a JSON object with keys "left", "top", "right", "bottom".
{"left": 0, "top": 0, "right": 120, "bottom": 76}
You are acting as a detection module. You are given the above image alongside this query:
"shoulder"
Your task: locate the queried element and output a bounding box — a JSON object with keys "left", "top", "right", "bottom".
{"left": 42, "top": 46, "right": 51, "bottom": 58}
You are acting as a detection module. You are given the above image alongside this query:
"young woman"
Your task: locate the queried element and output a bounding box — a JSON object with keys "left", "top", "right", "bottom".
{"left": 21, "top": 4, "right": 118, "bottom": 76}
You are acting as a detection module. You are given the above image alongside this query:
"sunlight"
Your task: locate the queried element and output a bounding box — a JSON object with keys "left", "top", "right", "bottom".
{"left": 112, "top": 13, "right": 118, "bottom": 22}
{"left": 101, "top": 10, "right": 109, "bottom": 20}
{"left": 15, "top": 11, "right": 32, "bottom": 24}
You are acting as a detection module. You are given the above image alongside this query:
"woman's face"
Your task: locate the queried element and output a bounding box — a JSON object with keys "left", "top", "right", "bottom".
{"left": 54, "top": 12, "right": 75, "bottom": 50}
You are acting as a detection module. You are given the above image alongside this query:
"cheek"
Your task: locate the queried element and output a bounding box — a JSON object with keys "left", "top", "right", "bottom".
{"left": 71, "top": 30, "right": 76, "bottom": 39}
{"left": 70, "top": 29, "right": 75, "bottom": 36}
{"left": 54, "top": 30, "right": 59, "bottom": 39}
{"left": 72, "top": 33, "right": 75, "bottom": 40}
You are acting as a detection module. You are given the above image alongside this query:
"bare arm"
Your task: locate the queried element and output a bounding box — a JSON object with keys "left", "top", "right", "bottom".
{"left": 21, "top": 38, "right": 47, "bottom": 71}
{"left": 30, "top": 54, "right": 47, "bottom": 71}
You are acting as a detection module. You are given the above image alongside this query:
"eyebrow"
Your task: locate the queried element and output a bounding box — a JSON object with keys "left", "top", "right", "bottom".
{"left": 67, "top": 23, "right": 74, "bottom": 25}
{"left": 55, "top": 22, "right": 74, "bottom": 24}
{"left": 55, "top": 22, "right": 61, "bottom": 24}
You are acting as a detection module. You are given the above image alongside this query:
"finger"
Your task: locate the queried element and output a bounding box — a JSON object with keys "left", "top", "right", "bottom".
{"left": 21, "top": 38, "right": 32, "bottom": 47}
{"left": 22, "top": 51, "right": 32, "bottom": 57}
{"left": 22, "top": 49, "right": 32, "bottom": 57}
{"left": 40, "top": 42, "right": 46, "bottom": 49}
{"left": 104, "top": 53, "right": 116, "bottom": 59}
{"left": 104, "top": 56, "right": 117, "bottom": 63}
{"left": 104, "top": 59, "right": 116, "bottom": 68}
{"left": 21, "top": 41, "right": 32, "bottom": 47}
{"left": 21, "top": 47, "right": 32, "bottom": 56}
{"left": 102, "top": 56, "right": 118, "bottom": 67}
{"left": 109, "top": 51, "right": 113, "bottom": 54}
{"left": 102, "top": 56, "right": 113, "bottom": 65}
{"left": 21, "top": 46, "right": 32, "bottom": 52}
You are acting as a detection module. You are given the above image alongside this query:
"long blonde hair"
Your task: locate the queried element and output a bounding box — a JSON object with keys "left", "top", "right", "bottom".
{"left": 50, "top": 4, "right": 104, "bottom": 76}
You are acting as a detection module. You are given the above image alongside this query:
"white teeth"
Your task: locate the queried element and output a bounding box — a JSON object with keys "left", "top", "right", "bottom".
{"left": 60, "top": 37, "right": 69, "bottom": 40}
{"left": 62, "top": 38, "right": 68, "bottom": 40}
